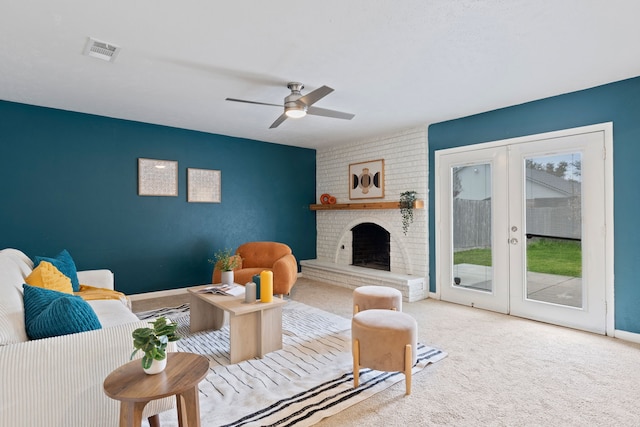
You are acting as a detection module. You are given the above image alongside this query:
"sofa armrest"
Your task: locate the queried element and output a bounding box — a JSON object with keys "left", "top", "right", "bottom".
{"left": 272, "top": 253, "right": 298, "bottom": 295}
{"left": 0, "top": 321, "right": 175, "bottom": 427}
{"left": 77, "top": 269, "right": 114, "bottom": 290}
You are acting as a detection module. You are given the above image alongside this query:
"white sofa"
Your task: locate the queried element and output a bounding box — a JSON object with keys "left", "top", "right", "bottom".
{"left": 0, "top": 248, "right": 174, "bottom": 427}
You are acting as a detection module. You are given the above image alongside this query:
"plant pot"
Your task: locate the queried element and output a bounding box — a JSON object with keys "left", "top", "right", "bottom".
{"left": 143, "top": 357, "right": 167, "bottom": 375}
{"left": 221, "top": 270, "right": 234, "bottom": 285}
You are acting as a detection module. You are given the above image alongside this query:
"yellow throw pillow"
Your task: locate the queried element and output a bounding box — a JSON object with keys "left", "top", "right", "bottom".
{"left": 25, "top": 261, "right": 74, "bottom": 295}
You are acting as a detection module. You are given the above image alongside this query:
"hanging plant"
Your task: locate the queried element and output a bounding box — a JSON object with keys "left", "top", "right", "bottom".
{"left": 400, "top": 191, "right": 417, "bottom": 235}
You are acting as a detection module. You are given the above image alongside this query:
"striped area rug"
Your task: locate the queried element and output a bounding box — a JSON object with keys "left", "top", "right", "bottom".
{"left": 137, "top": 301, "right": 446, "bottom": 427}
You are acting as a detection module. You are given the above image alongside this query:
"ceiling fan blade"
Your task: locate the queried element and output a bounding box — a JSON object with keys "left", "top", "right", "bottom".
{"left": 269, "top": 113, "right": 288, "bottom": 129}
{"left": 307, "top": 106, "right": 355, "bottom": 120}
{"left": 297, "top": 85, "right": 334, "bottom": 106}
{"left": 225, "top": 98, "right": 282, "bottom": 108}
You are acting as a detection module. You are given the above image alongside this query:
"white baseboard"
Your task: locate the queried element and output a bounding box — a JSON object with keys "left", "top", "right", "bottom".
{"left": 614, "top": 329, "right": 640, "bottom": 344}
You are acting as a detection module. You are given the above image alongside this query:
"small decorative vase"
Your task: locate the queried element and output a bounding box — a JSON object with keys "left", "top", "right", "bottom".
{"left": 143, "top": 357, "right": 167, "bottom": 375}
{"left": 221, "top": 270, "right": 234, "bottom": 286}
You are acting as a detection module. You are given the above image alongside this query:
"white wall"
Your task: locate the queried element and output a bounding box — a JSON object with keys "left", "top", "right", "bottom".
{"left": 313, "top": 126, "right": 429, "bottom": 280}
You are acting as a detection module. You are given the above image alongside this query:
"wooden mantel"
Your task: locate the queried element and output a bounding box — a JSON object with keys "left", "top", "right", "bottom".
{"left": 309, "top": 200, "right": 424, "bottom": 211}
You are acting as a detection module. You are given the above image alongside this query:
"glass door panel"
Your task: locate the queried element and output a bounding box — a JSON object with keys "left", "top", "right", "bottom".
{"left": 452, "top": 163, "right": 493, "bottom": 293}
{"left": 437, "top": 146, "right": 509, "bottom": 314}
{"left": 524, "top": 153, "right": 583, "bottom": 308}
{"left": 508, "top": 129, "right": 607, "bottom": 334}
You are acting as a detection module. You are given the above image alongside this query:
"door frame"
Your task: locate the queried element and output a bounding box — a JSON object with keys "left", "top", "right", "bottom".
{"left": 434, "top": 122, "right": 614, "bottom": 335}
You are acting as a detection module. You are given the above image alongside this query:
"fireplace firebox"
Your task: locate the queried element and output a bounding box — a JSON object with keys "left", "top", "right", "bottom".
{"left": 351, "top": 222, "right": 390, "bottom": 271}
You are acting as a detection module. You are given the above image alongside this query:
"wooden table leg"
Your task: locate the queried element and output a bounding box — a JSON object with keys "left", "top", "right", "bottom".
{"left": 229, "top": 311, "right": 260, "bottom": 364}
{"left": 119, "top": 401, "right": 148, "bottom": 427}
{"left": 148, "top": 414, "right": 160, "bottom": 427}
{"left": 260, "top": 306, "right": 283, "bottom": 356}
{"left": 177, "top": 385, "right": 201, "bottom": 427}
{"left": 190, "top": 293, "right": 225, "bottom": 332}
{"left": 177, "top": 394, "right": 184, "bottom": 426}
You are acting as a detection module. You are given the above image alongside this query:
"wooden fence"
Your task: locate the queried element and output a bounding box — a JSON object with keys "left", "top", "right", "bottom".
{"left": 453, "top": 197, "right": 581, "bottom": 250}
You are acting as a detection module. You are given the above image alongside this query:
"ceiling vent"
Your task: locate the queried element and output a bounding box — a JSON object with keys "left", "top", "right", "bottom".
{"left": 83, "top": 37, "right": 121, "bottom": 62}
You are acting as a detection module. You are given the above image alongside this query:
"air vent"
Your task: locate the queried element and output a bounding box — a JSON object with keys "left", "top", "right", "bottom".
{"left": 83, "top": 37, "right": 121, "bottom": 62}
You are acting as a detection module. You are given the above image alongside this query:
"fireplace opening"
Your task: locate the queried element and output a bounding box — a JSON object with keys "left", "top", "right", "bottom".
{"left": 351, "top": 222, "right": 390, "bottom": 271}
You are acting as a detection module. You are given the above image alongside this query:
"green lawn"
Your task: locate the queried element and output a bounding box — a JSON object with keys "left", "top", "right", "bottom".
{"left": 454, "top": 239, "right": 581, "bottom": 277}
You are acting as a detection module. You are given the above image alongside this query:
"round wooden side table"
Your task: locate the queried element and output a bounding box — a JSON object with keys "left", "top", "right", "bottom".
{"left": 104, "top": 352, "right": 209, "bottom": 427}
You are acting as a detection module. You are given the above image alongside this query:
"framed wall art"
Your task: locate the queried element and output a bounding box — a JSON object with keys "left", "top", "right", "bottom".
{"left": 187, "top": 168, "right": 221, "bottom": 203}
{"left": 138, "top": 158, "right": 178, "bottom": 196}
{"left": 349, "top": 159, "right": 384, "bottom": 199}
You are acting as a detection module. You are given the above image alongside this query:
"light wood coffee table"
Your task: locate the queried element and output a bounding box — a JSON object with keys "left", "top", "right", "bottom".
{"left": 188, "top": 285, "right": 287, "bottom": 364}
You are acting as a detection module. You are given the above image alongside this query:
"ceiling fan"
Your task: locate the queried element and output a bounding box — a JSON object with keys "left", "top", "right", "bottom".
{"left": 225, "top": 82, "right": 355, "bottom": 129}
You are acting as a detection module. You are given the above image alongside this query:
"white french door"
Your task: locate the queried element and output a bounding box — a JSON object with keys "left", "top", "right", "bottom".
{"left": 437, "top": 146, "right": 511, "bottom": 314}
{"left": 435, "top": 124, "right": 612, "bottom": 334}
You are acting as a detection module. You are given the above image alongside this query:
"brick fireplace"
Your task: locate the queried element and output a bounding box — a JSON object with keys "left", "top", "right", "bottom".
{"left": 300, "top": 127, "right": 429, "bottom": 302}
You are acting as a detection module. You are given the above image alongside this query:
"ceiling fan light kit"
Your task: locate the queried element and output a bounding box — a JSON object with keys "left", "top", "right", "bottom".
{"left": 226, "top": 82, "right": 354, "bottom": 128}
{"left": 285, "top": 106, "right": 307, "bottom": 118}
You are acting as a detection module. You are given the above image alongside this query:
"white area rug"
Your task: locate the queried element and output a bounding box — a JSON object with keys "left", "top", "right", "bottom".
{"left": 137, "top": 301, "right": 446, "bottom": 426}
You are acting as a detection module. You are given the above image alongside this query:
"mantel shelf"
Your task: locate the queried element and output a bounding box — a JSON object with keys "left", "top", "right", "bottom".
{"left": 309, "top": 200, "right": 424, "bottom": 211}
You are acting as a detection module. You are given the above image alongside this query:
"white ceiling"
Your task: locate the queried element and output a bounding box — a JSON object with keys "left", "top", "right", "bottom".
{"left": 2, "top": 1, "right": 640, "bottom": 149}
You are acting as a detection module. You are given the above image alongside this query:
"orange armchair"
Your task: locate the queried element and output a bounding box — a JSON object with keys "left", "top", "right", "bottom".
{"left": 212, "top": 241, "right": 298, "bottom": 296}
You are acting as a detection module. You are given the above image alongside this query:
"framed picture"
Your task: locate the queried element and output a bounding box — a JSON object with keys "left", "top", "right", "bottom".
{"left": 349, "top": 159, "right": 384, "bottom": 199}
{"left": 187, "top": 168, "right": 221, "bottom": 203}
{"left": 138, "top": 158, "right": 178, "bottom": 196}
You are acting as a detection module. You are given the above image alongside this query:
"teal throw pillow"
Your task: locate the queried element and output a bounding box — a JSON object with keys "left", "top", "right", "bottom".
{"left": 22, "top": 284, "right": 102, "bottom": 340}
{"left": 34, "top": 249, "right": 80, "bottom": 292}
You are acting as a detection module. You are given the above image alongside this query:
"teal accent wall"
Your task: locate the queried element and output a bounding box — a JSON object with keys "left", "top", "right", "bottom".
{"left": 428, "top": 75, "right": 640, "bottom": 334}
{"left": 0, "top": 100, "right": 316, "bottom": 294}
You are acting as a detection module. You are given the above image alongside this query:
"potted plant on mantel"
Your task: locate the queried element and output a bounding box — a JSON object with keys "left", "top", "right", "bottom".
{"left": 400, "top": 190, "right": 417, "bottom": 235}
{"left": 209, "top": 248, "right": 242, "bottom": 285}
{"left": 130, "top": 316, "right": 180, "bottom": 374}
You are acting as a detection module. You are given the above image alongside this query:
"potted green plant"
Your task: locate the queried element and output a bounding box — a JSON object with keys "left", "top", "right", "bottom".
{"left": 209, "top": 248, "right": 241, "bottom": 285}
{"left": 130, "top": 316, "right": 180, "bottom": 374}
{"left": 400, "top": 191, "right": 417, "bottom": 235}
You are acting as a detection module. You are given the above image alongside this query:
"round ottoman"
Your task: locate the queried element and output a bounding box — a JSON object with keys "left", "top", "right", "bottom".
{"left": 353, "top": 285, "right": 402, "bottom": 315}
{"left": 351, "top": 309, "right": 418, "bottom": 395}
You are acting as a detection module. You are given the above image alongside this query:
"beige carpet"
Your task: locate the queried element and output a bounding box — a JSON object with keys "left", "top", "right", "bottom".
{"left": 136, "top": 300, "right": 445, "bottom": 426}
{"left": 288, "top": 278, "right": 640, "bottom": 426}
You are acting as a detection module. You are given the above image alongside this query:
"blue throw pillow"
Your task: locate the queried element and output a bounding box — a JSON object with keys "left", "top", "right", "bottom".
{"left": 34, "top": 249, "right": 80, "bottom": 292}
{"left": 22, "top": 284, "right": 102, "bottom": 340}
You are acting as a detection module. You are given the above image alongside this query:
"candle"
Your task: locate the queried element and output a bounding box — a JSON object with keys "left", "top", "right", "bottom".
{"left": 252, "top": 274, "right": 261, "bottom": 299}
{"left": 260, "top": 270, "right": 273, "bottom": 303}
{"left": 244, "top": 282, "right": 256, "bottom": 303}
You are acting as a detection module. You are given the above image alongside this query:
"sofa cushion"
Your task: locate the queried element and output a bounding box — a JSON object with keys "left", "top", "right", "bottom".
{"left": 0, "top": 256, "right": 29, "bottom": 345}
{"left": 88, "top": 299, "right": 139, "bottom": 328}
{"left": 34, "top": 249, "right": 80, "bottom": 292}
{"left": 25, "top": 261, "right": 74, "bottom": 294}
{"left": 23, "top": 284, "right": 102, "bottom": 340}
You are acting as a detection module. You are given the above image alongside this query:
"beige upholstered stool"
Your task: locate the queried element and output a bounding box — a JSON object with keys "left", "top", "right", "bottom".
{"left": 353, "top": 285, "right": 403, "bottom": 315}
{"left": 351, "top": 309, "right": 418, "bottom": 395}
